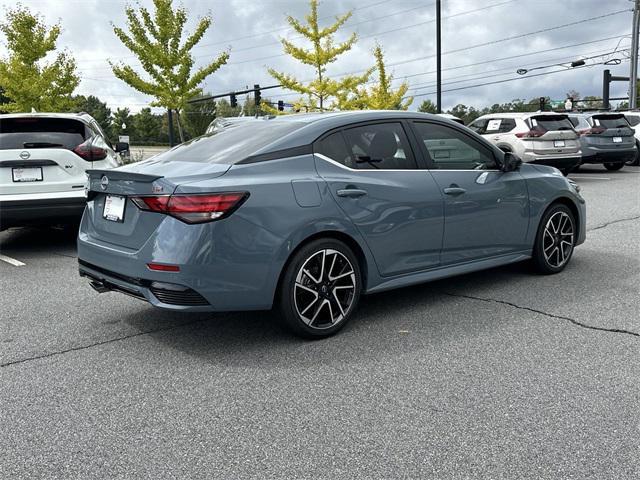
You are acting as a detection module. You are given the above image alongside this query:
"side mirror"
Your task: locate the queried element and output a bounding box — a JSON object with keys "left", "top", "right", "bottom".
{"left": 114, "top": 141, "right": 129, "bottom": 153}
{"left": 502, "top": 152, "right": 522, "bottom": 172}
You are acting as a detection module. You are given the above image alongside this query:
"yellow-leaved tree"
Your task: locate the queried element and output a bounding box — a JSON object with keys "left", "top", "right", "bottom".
{"left": 264, "top": 0, "right": 371, "bottom": 114}
{"left": 337, "top": 44, "right": 412, "bottom": 110}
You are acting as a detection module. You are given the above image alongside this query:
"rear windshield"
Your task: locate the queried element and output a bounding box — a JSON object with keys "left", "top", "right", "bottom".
{"left": 529, "top": 115, "right": 574, "bottom": 132}
{"left": 155, "top": 121, "right": 305, "bottom": 164}
{"left": 0, "top": 117, "right": 86, "bottom": 150}
{"left": 592, "top": 115, "right": 630, "bottom": 129}
{"left": 624, "top": 114, "right": 640, "bottom": 127}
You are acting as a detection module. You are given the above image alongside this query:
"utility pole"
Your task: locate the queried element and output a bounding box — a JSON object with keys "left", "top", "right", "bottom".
{"left": 436, "top": 0, "right": 442, "bottom": 113}
{"left": 630, "top": 0, "right": 640, "bottom": 108}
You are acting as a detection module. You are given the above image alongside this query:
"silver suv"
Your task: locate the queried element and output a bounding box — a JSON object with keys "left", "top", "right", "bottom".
{"left": 468, "top": 112, "right": 581, "bottom": 174}
{"left": 568, "top": 113, "right": 636, "bottom": 171}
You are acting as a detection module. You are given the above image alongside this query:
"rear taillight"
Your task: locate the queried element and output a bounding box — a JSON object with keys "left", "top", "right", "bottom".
{"left": 131, "top": 192, "right": 248, "bottom": 224}
{"left": 515, "top": 129, "right": 545, "bottom": 138}
{"left": 73, "top": 138, "right": 107, "bottom": 161}
{"left": 578, "top": 127, "right": 606, "bottom": 136}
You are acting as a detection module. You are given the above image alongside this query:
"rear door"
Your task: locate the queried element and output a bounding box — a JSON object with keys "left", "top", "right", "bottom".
{"left": 314, "top": 121, "right": 444, "bottom": 277}
{"left": 526, "top": 115, "right": 580, "bottom": 155}
{"left": 0, "top": 116, "right": 92, "bottom": 195}
{"left": 411, "top": 120, "right": 529, "bottom": 265}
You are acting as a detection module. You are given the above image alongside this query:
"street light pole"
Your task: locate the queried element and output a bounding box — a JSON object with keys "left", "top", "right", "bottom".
{"left": 630, "top": 0, "right": 640, "bottom": 109}
{"left": 436, "top": 0, "right": 442, "bottom": 113}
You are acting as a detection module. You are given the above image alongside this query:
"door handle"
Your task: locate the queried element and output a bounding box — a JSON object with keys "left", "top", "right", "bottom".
{"left": 492, "top": 137, "right": 500, "bottom": 141}
{"left": 337, "top": 188, "right": 368, "bottom": 198}
{"left": 443, "top": 187, "right": 466, "bottom": 195}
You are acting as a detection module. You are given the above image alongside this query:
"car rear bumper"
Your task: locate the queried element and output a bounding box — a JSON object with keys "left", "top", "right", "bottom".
{"left": 580, "top": 148, "right": 636, "bottom": 164}
{"left": 524, "top": 156, "right": 581, "bottom": 170}
{"left": 0, "top": 191, "right": 86, "bottom": 229}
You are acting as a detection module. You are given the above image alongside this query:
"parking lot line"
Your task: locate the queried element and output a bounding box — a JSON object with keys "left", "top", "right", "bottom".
{"left": 0, "top": 254, "right": 26, "bottom": 267}
{"left": 569, "top": 175, "right": 611, "bottom": 180}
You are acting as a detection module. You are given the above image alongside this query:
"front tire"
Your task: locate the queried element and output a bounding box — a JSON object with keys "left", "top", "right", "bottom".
{"left": 278, "top": 239, "right": 362, "bottom": 339}
{"left": 532, "top": 204, "right": 576, "bottom": 274}
{"left": 604, "top": 162, "right": 624, "bottom": 171}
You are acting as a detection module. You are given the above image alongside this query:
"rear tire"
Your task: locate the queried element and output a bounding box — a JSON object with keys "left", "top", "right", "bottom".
{"left": 278, "top": 238, "right": 362, "bottom": 339}
{"left": 532, "top": 204, "right": 576, "bottom": 275}
{"left": 604, "top": 162, "right": 624, "bottom": 171}
{"left": 626, "top": 144, "right": 640, "bottom": 166}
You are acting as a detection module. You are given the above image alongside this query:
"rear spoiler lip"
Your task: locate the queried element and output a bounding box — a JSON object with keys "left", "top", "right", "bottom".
{"left": 86, "top": 169, "right": 163, "bottom": 183}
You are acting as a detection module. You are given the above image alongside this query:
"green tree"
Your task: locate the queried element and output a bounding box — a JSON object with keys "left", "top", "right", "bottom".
{"left": 418, "top": 99, "right": 438, "bottom": 114}
{"left": 133, "top": 108, "right": 163, "bottom": 143}
{"left": 110, "top": 0, "right": 229, "bottom": 142}
{"left": 215, "top": 99, "right": 241, "bottom": 118}
{"left": 337, "top": 45, "right": 411, "bottom": 110}
{"left": 581, "top": 95, "right": 603, "bottom": 109}
{"left": 183, "top": 95, "right": 216, "bottom": 139}
{"left": 0, "top": 6, "right": 79, "bottom": 112}
{"left": 72, "top": 95, "right": 112, "bottom": 134}
{"left": 265, "top": 0, "right": 370, "bottom": 113}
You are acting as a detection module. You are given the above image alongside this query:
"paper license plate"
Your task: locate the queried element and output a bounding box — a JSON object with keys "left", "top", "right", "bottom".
{"left": 612, "top": 137, "right": 622, "bottom": 143}
{"left": 103, "top": 195, "right": 126, "bottom": 222}
{"left": 553, "top": 140, "right": 565, "bottom": 147}
{"left": 12, "top": 167, "right": 43, "bottom": 182}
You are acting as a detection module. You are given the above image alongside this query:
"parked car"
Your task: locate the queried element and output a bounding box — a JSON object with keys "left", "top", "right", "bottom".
{"left": 620, "top": 111, "right": 640, "bottom": 166}
{"left": 78, "top": 111, "right": 585, "bottom": 338}
{"left": 468, "top": 112, "right": 581, "bottom": 174}
{"left": 567, "top": 113, "right": 636, "bottom": 171}
{"left": 0, "top": 112, "right": 126, "bottom": 230}
{"left": 437, "top": 113, "right": 465, "bottom": 125}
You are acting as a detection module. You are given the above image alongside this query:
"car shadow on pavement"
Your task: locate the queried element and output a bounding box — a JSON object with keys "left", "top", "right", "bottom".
{"left": 0, "top": 224, "right": 79, "bottom": 257}
{"left": 129, "top": 262, "right": 532, "bottom": 369}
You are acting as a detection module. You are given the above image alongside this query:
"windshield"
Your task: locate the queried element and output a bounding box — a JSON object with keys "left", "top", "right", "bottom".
{"left": 153, "top": 121, "right": 305, "bottom": 164}
{"left": 0, "top": 117, "right": 87, "bottom": 150}
{"left": 593, "top": 115, "right": 630, "bottom": 129}
{"left": 529, "top": 115, "right": 574, "bottom": 132}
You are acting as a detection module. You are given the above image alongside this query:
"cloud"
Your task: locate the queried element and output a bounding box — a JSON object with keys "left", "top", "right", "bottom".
{"left": 0, "top": 0, "right": 633, "bottom": 112}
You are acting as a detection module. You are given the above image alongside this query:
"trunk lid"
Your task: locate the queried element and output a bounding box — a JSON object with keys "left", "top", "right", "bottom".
{"left": 85, "top": 162, "right": 231, "bottom": 250}
{"left": 526, "top": 115, "right": 580, "bottom": 155}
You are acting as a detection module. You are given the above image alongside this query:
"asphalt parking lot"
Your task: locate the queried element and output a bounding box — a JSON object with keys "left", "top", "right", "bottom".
{"left": 1, "top": 165, "right": 639, "bottom": 479}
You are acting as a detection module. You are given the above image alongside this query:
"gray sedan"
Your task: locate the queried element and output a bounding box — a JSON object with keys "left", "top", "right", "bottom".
{"left": 78, "top": 111, "right": 586, "bottom": 338}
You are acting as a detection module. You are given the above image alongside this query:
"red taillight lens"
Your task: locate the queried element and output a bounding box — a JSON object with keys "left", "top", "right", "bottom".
{"left": 131, "top": 192, "right": 248, "bottom": 224}
{"left": 73, "top": 138, "right": 107, "bottom": 161}
{"left": 578, "top": 127, "right": 606, "bottom": 136}
{"left": 147, "top": 263, "right": 180, "bottom": 272}
{"left": 515, "top": 129, "right": 545, "bottom": 138}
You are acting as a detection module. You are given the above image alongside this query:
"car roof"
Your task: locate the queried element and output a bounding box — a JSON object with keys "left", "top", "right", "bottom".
{"left": 240, "top": 110, "right": 465, "bottom": 157}
{"left": 475, "top": 112, "right": 570, "bottom": 120}
{"left": 0, "top": 112, "right": 95, "bottom": 123}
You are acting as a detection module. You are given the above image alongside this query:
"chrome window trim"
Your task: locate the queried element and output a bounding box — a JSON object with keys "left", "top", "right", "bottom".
{"left": 313, "top": 152, "right": 500, "bottom": 173}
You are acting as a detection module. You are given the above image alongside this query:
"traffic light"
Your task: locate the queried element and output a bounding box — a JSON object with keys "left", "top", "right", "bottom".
{"left": 230, "top": 93, "right": 237, "bottom": 108}
{"left": 278, "top": 100, "right": 284, "bottom": 111}
{"left": 254, "top": 84, "right": 261, "bottom": 107}
{"left": 539, "top": 97, "right": 546, "bottom": 111}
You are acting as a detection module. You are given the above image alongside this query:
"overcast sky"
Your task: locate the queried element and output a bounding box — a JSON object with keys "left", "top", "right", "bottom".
{"left": 1, "top": 0, "right": 634, "bottom": 112}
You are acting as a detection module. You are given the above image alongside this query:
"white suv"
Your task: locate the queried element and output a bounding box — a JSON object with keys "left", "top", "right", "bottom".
{"left": 468, "top": 112, "right": 581, "bottom": 174}
{"left": 0, "top": 112, "right": 125, "bottom": 230}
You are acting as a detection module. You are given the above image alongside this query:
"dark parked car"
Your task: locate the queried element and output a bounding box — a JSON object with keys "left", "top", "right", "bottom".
{"left": 78, "top": 111, "right": 586, "bottom": 338}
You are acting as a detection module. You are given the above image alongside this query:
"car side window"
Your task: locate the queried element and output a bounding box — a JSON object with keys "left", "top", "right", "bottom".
{"left": 314, "top": 131, "right": 354, "bottom": 168}
{"left": 342, "top": 123, "right": 417, "bottom": 170}
{"left": 468, "top": 119, "right": 488, "bottom": 134}
{"left": 413, "top": 122, "right": 498, "bottom": 170}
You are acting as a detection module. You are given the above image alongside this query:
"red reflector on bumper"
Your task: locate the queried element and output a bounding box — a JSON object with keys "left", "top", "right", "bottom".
{"left": 147, "top": 263, "right": 180, "bottom": 272}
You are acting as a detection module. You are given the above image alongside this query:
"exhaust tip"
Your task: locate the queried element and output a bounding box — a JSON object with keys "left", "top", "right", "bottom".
{"left": 89, "top": 280, "right": 110, "bottom": 294}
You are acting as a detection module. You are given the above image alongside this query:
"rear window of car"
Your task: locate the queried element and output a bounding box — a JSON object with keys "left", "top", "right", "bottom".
{"left": 155, "top": 121, "right": 305, "bottom": 164}
{"left": 0, "top": 117, "right": 87, "bottom": 150}
{"left": 592, "top": 115, "right": 630, "bottom": 129}
{"left": 528, "top": 115, "right": 574, "bottom": 132}
{"left": 624, "top": 114, "right": 640, "bottom": 127}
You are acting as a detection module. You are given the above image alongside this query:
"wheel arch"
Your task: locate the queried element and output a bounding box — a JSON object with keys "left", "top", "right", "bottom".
{"left": 273, "top": 230, "right": 370, "bottom": 306}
